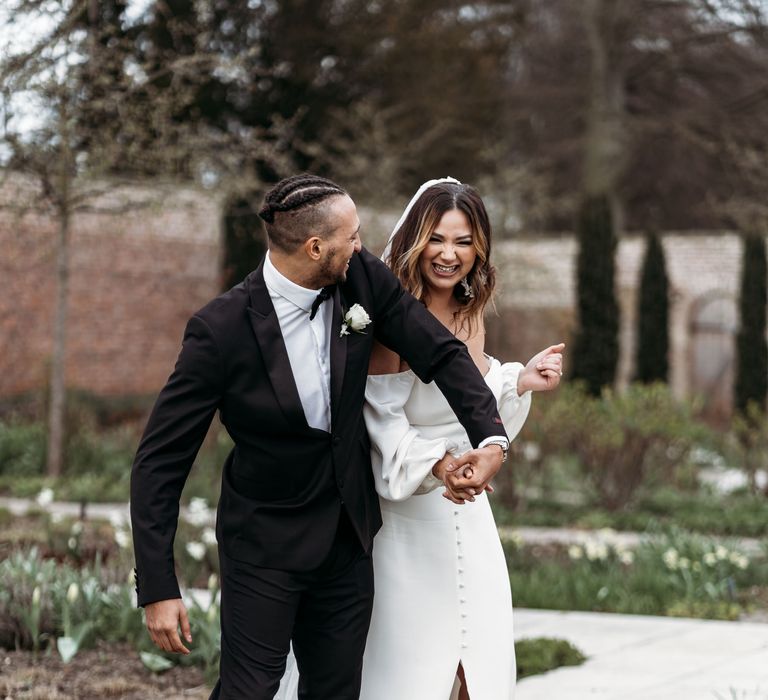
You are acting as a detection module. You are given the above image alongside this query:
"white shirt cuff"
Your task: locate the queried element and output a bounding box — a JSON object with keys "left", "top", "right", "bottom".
{"left": 479, "top": 436, "right": 509, "bottom": 450}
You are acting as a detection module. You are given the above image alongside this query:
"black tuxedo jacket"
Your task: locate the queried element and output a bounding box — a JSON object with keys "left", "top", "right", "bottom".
{"left": 130, "top": 248, "right": 507, "bottom": 606}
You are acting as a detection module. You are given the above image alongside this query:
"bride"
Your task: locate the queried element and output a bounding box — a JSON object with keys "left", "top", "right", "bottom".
{"left": 360, "top": 178, "right": 562, "bottom": 700}
{"left": 276, "top": 178, "right": 563, "bottom": 699}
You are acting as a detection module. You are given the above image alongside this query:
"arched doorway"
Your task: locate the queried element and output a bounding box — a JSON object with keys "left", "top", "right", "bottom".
{"left": 689, "top": 293, "right": 737, "bottom": 421}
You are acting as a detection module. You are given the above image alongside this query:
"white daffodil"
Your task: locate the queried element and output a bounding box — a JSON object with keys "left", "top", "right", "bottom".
{"left": 619, "top": 550, "right": 635, "bottom": 566}
{"left": 585, "top": 541, "right": 608, "bottom": 561}
{"left": 66, "top": 582, "right": 79, "bottom": 604}
{"left": 202, "top": 528, "right": 217, "bottom": 546}
{"left": 662, "top": 548, "right": 679, "bottom": 570}
{"left": 568, "top": 545, "right": 583, "bottom": 560}
{"left": 732, "top": 553, "right": 749, "bottom": 570}
{"left": 522, "top": 442, "right": 541, "bottom": 462}
{"left": 186, "top": 498, "right": 211, "bottom": 527}
{"left": 186, "top": 541, "right": 206, "bottom": 561}
{"left": 115, "top": 529, "right": 132, "bottom": 549}
{"left": 36, "top": 488, "right": 54, "bottom": 508}
{"left": 109, "top": 512, "right": 127, "bottom": 529}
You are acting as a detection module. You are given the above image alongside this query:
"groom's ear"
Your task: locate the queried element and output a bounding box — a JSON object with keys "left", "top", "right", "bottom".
{"left": 304, "top": 236, "right": 323, "bottom": 261}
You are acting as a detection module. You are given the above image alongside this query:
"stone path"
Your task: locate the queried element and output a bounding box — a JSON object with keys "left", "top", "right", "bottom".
{"left": 2, "top": 496, "right": 761, "bottom": 553}
{"left": 514, "top": 608, "right": 768, "bottom": 700}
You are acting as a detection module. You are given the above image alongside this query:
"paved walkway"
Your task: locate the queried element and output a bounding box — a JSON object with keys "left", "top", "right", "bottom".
{"left": 2, "top": 496, "right": 761, "bottom": 553}
{"left": 514, "top": 608, "right": 768, "bottom": 700}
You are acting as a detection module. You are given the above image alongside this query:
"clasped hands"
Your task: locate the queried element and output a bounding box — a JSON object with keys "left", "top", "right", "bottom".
{"left": 432, "top": 445, "right": 503, "bottom": 505}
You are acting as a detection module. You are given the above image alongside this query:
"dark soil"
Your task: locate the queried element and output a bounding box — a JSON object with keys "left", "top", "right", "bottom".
{"left": 0, "top": 641, "right": 210, "bottom": 700}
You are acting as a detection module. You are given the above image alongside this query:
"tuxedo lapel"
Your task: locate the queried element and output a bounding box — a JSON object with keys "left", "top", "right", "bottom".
{"left": 329, "top": 286, "right": 347, "bottom": 425}
{"left": 246, "top": 264, "right": 308, "bottom": 428}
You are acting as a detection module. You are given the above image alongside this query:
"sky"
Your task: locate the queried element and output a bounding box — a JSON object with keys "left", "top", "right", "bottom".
{"left": 0, "top": 0, "right": 153, "bottom": 139}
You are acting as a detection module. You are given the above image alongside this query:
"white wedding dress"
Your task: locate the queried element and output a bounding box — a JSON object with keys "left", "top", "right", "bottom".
{"left": 274, "top": 356, "right": 530, "bottom": 700}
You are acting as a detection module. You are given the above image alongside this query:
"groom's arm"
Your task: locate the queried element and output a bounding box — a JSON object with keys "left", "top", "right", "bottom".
{"left": 130, "top": 314, "right": 224, "bottom": 608}
{"left": 357, "top": 248, "right": 508, "bottom": 450}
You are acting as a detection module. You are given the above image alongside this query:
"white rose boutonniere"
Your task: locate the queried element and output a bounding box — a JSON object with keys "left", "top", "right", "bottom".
{"left": 341, "top": 303, "right": 371, "bottom": 337}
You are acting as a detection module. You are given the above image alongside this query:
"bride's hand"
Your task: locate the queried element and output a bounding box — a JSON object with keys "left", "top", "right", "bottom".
{"left": 433, "top": 454, "right": 477, "bottom": 504}
{"left": 517, "top": 342, "right": 565, "bottom": 394}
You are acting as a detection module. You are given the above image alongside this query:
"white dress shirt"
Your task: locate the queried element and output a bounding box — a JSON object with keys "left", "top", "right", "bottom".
{"left": 263, "top": 252, "right": 333, "bottom": 432}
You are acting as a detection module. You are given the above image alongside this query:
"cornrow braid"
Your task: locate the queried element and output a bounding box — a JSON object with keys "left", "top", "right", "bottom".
{"left": 259, "top": 174, "right": 346, "bottom": 223}
{"left": 259, "top": 174, "right": 348, "bottom": 252}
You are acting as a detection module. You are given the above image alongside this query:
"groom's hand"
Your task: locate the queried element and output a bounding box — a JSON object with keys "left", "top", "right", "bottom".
{"left": 144, "top": 598, "right": 192, "bottom": 655}
{"left": 432, "top": 453, "right": 476, "bottom": 504}
{"left": 445, "top": 445, "right": 504, "bottom": 494}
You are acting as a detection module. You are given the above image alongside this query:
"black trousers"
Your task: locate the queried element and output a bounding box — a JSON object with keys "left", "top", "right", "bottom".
{"left": 209, "top": 509, "right": 374, "bottom": 700}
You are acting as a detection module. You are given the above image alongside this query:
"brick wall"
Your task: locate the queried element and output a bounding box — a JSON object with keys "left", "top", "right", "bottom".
{"left": 0, "top": 169, "right": 751, "bottom": 416}
{"left": 1, "top": 174, "right": 222, "bottom": 399}
{"left": 488, "top": 233, "right": 744, "bottom": 416}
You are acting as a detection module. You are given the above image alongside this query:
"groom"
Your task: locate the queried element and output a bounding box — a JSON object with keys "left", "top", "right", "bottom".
{"left": 130, "top": 174, "right": 509, "bottom": 699}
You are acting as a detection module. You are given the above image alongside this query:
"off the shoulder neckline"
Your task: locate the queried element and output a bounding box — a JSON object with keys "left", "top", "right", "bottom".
{"left": 368, "top": 355, "right": 498, "bottom": 381}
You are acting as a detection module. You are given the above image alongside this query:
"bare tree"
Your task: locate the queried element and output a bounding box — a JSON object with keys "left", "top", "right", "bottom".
{"left": 1, "top": 0, "right": 289, "bottom": 476}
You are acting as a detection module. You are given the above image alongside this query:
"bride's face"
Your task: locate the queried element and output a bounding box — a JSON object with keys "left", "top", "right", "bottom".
{"left": 418, "top": 208, "right": 476, "bottom": 294}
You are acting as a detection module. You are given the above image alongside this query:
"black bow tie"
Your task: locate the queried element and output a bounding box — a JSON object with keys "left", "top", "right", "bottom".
{"left": 309, "top": 286, "right": 334, "bottom": 320}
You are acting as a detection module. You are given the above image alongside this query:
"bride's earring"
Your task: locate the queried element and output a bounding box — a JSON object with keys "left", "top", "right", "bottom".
{"left": 460, "top": 277, "right": 474, "bottom": 299}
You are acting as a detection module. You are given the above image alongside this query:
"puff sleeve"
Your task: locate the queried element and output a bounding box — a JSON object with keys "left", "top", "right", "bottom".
{"left": 364, "top": 372, "right": 459, "bottom": 501}
{"left": 490, "top": 357, "right": 532, "bottom": 440}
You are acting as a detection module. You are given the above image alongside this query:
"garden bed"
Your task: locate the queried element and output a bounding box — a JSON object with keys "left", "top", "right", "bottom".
{"left": 1, "top": 642, "right": 208, "bottom": 700}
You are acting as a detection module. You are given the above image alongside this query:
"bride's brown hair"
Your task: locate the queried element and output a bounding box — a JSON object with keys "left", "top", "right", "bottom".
{"left": 385, "top": 182, "right": 496, "bottom": 335}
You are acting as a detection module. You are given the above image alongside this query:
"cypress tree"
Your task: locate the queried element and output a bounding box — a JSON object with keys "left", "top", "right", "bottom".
{"left": 571, "top": 195, "right": 620, "bottom": 396}
{"left": 735, "top": 233, "right": 768, "bottom": 413}
{"left": 635, "top": 232, "right": 669, "bottom": 383}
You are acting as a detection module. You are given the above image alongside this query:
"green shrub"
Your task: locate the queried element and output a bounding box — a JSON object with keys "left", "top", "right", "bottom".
{"left": 515, "top": 637, "right": 586, "bottom": 679}
{"left": 0, "top": 420, "right": 46, "bottom": 476}
{"left": 519, "top": 383, "right": 703, "bottom": 510}
{"left": 729, "top": 404, "right": 768, "bottom": 496}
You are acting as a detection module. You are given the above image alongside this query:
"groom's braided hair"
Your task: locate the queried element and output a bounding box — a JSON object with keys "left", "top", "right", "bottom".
{"left": 258, "top": 174, "right": 348, "bottom": 253}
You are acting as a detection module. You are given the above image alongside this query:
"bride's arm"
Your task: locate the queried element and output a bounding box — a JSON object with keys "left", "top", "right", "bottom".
{"left": 491, "top": 342, "right": 564, "bottom": 440}
{"left": 365, "top": 344, "right": 458, "bottom": 501}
